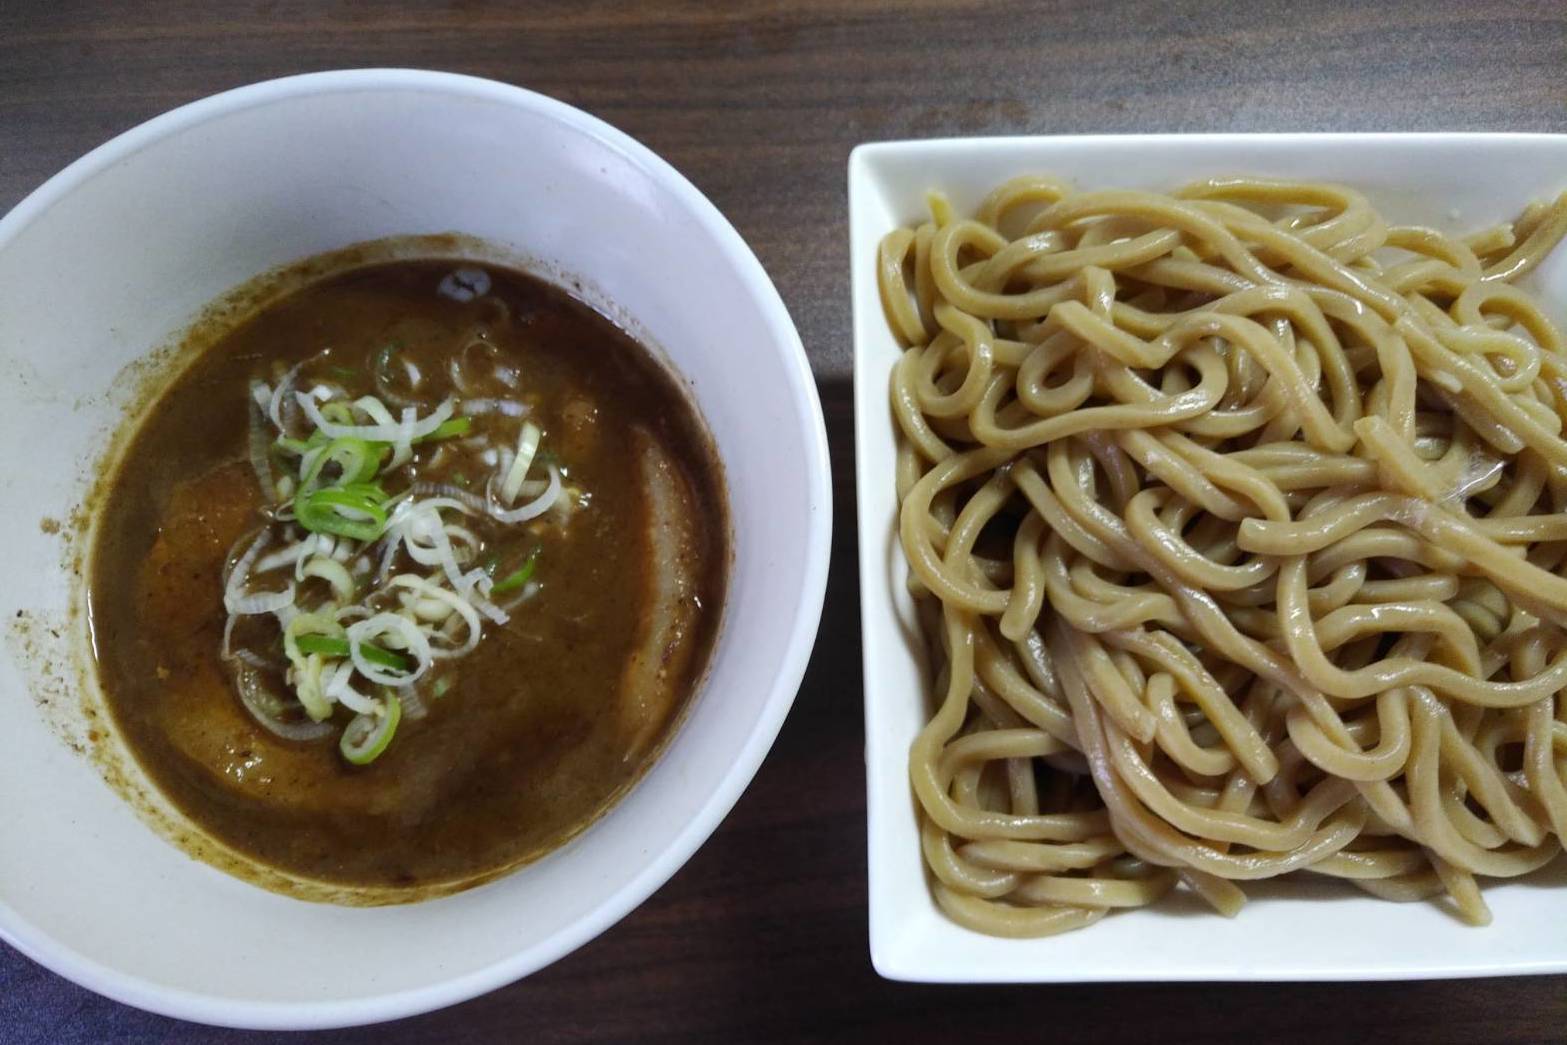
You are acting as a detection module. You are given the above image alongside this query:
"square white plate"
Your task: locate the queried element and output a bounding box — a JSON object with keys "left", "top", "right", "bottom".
{"left": 850, "top": 133, "right": 1567, "bottom": 982}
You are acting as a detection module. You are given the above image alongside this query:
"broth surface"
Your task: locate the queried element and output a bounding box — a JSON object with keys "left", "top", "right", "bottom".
{"left": 89, "top": 260, "right": 726, "bottom": 891}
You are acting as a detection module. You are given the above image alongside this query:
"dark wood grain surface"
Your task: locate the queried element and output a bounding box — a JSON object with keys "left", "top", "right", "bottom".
{"left": 3, "top": 1, "right": 1566, "bottom": 1042}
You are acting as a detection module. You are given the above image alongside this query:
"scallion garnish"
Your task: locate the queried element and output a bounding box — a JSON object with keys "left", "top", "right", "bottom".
{"left": 321, "top": 401, "right": 357, "bottom": 426}
{"left": 339, "top": 694, "right": 401, "bottom": 766}
{"left": 295, "top": 483, "right": 390, "bottom": 541}
{"left": 417, "top": 416, "right": 472, "bottom": 443}
{"left": 228, "top": 349, "right": 573, "bottom": 765}
{"left": 491, "top": 547, "right": 541, "bottom": 594}
{"left": 294, "top": 633, "right": 409, "bottom": 672}
{"left": 300, "top": 436, "right": 384, "bottom": 492}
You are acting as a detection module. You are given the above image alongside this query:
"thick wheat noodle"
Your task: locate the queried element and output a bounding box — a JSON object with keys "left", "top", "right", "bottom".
{"left": 881, "top": 174, "right": 1567, "bottom": 936}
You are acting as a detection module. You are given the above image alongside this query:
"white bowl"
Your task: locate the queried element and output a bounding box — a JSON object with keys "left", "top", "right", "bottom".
{"left": 0, "top": 70, "right": 830, "bottom": 1027}
{"left": 850, "top": 133, "right": 1567, "bottom": 983}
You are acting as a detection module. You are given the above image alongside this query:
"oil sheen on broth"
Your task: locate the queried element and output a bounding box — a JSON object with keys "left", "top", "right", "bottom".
{"left": 89, "top": 260, "right": 726, "bottom": 891}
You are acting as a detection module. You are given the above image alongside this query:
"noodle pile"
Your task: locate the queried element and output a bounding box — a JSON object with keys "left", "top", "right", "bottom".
{"left": 878, "top": 175, "right": 1567, "bottom": 936}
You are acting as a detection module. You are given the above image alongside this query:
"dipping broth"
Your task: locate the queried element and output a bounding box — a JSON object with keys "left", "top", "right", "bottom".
{"left": 88, "top": 259, "right": 727, "bottom": 892}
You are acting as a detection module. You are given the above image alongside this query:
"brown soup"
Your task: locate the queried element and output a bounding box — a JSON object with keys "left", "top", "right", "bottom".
{"left": 88, "top": 259, "right": 727, "bottom": 893}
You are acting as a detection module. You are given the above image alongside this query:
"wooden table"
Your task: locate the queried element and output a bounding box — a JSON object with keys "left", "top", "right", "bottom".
{"left": 3, "top": 2, "right": 1566, "bottom": 1041}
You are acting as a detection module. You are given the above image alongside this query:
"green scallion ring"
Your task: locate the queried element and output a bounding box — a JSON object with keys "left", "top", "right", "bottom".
{"left": 293, "top": 633, "right": 409, "bottom": 672}
{"left": 300, "top": 436, "right": 385, "bottom": 492}
{"left": 295, "top": 483, "right": 390, "bottom": 541}
{"left": 416, "top": 416, "right": 472, "bottom": 443}
{"left": 491, "top": 546, "right": 541, "bottom": 594}
{"left": 339, "top": 695, "right": 401, "bottom": 766}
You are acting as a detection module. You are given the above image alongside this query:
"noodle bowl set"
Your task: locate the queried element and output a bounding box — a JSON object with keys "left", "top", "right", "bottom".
{"left": 0, "top": 72, "right": 1563, "bottom": 1025}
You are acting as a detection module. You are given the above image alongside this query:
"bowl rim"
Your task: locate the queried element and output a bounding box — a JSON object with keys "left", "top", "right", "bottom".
{"left": 0, "top": 67, "right": 832, "bottom": 1029}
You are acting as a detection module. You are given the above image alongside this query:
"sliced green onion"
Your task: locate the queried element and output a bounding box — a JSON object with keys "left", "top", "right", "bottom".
{"left": 294, "top": 634, "right": 409, "bottom": 672}
{"left": 299, "top": 436, "right": 385, "bottom": 492}
{"left": 500, "top": 421, "right": 542, "bottom": 504}
{"left": 416, "top": 416, "right": 472, "bottom": 443}
{"left": 282, "top": 613, "right": 345, "bottom": 721}
{"left": 321, "top": 401, "right": 357, "bottom": 426}
{"left": 491, "top": 547, "right": 541, "bottom": 594}
{"left": 274, "top": 436, "right": 311, "bottom": 455}
{"left": 358, "top": 641, "right": 409, "bottom": 674}
{"left": 300, "top": 555, "right": 357, "bottom": 602}
{"left": 294, "top": 634, "right": 349, "bottom": 658}
{"left": 329, "top": 365, "right": 359, "bottom": 381}
{"left": 340, "top": 694, "right": 401, "bottom": 765}
{"left": 433, "top": 676, "right": 452, "bottom": 698}
{"left": 295, "top": 483, "right": 390, "bottom": 541}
